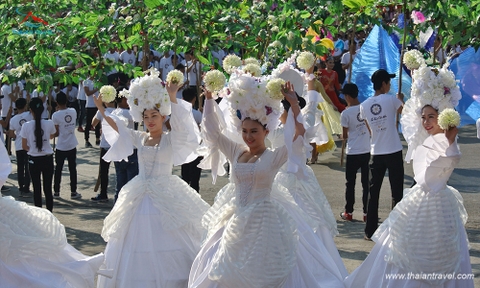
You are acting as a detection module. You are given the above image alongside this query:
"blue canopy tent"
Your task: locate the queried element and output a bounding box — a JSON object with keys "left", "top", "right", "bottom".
{"left": 449, "top": 47, "right": 480, "bottom": 125}
{"left": 350, "top": 25, "right": 412, "bottom": 103}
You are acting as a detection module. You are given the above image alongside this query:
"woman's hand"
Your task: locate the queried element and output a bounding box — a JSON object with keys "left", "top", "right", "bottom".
{"left": 445, "top": 126, "right": 458, "bottom": 145}
{"left": 93, "top": 93, "right": 105, "bottom": 111}
{"left": 281, "top": 81, "right": 297, "bottom": 105}
{"left": 166, "top": 82, "right": 180, "bottom": 103}
{"left": 166, "top": 81, "right": 180, "bottom": 94}
{"left": 202, "top": 86, "right": 213, "bottom": 100}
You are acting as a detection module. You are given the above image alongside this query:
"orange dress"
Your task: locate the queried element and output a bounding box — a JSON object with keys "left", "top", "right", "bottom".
{"left": 318, "top": 69, "right": 345, "bottom": 112}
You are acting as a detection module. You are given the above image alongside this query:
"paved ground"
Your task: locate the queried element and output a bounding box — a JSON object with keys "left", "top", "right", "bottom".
{"left": 2, "top": 124, "right": 480, "bottom": 285}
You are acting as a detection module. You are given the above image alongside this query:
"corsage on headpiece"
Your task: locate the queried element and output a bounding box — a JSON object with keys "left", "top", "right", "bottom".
{"left": 121, "top": 68, "right": 171, "bottom": 122}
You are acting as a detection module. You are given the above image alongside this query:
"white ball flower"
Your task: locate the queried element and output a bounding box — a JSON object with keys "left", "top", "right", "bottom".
{"left": 204, "top": 70, "right": 226, "bottom": 92}
{"left": 296, "top": 51, "right": 315, "bottom": 70}
{"left": 242, "top": 63, "right": 262, "bottom": 77}
{"left": 403, "top": 49, "right": 425, "bottom": 70}
{"left": 437, "top": 108, "right": 460, "bottom": 130}
{"left": 223, "top": 54, "right": 242, "bottom": 74}
{"left": 266, "top": 78, "right": 286, "bottom": 100}
{"left": 99, "top": 85, "right": 117, "bottom": 103}
{"left": 243, "top": 57, "right": 260, "bottom": 66}
{"left": 166, "top": 69, "right": 184, "bottom": 85}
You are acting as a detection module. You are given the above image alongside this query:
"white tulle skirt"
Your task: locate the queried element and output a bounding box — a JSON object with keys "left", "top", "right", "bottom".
{"left": 97, "top": 175, "right": 210, "bottom": 288}
{"left": 0, "top": 196, "right": 103, "bottom": 288}
{"left": 188, "top": 183, "right": 346, "bottom": 288}
{"left": 344, "top": 185, "right": 474, "bottom": 288}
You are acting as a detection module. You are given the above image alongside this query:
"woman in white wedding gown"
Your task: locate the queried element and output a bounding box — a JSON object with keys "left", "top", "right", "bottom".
{"left": 344, "top": 105, "right": 473, "bottom": 288}
{"left": 0, "top": 132, "right": 103, "bottom": 288}
{"left": 93, "top": 74, "right": 210, "bottom": 288}
{"left": 189, "top": 79, "right": 346, "bottom": 288}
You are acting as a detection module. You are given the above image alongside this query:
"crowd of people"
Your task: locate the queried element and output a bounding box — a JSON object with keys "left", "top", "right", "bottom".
{"left": 0, "top": 34, "right": 478, "bottom": 288}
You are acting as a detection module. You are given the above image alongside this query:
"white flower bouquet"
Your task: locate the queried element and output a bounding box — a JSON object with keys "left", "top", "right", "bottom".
{"left": 242, "top": 63, "right": 262, "bottom": 77}
{"left": 403, "top": 49, "right": 425, "bottom": 70}
{"left": 438, "top": 108, "right": 460, "bottom": 130}
{"left": 166, "top": 69, "right": 184, "bottom": 85}
{"left": 99, "top": 85, "right": 117, "bottom": 103}
{"left": 296, "top": 51, "right": 315, "bottom": 70}
{"left": 204, "top": 70, "right": 226, "bottom": 92}
{"left": 266, "top": 78, "right": 286, "bottom": 100}
{"left": 223, "top": 54, "right": 242, "bottom": 74}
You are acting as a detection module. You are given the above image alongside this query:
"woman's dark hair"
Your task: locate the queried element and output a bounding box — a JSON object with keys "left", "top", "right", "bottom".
{"left": 29, "top": 97, "right": 45, "bottom": 151}
{"left": 281, "top": 93, "right": 306, "bottom": 112}
{"left": 242, "top": 117, "right": 267, "bottom": 130}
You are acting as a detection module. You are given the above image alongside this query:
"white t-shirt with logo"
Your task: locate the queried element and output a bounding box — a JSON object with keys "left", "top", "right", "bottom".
{"left": 84, "top": 79, "right": 99, "bottom": 108}
{"left": 31, "top": 90, "right": 50, "bottom": 119}
{"left": 341, "top": 104, "right": 370, "bottom": 155}
{"left": 52, "top": 108, "right": 78, "bottom": 151}
{"left": 9, "top": 111, "right": 33, "bottom": 151}
{"left": 187, "top": 61, "right": 202, "bottom": 86}
{"left": 120, "top": 50, "right": 136, "bottom": 66}
{"left": 104, "top": 51, "right": 120, "bottom": 75}
{"left": 19, "top": 119, "right": 56, "bottom": 156}
{"left": 62, "top": 86, "right": 79, "bottom": 103}
{"left": 159, "top": 57, "right": 173, "bottom": 82}
{"left": 359, "top": 93, "right": 403, "bottom": 155}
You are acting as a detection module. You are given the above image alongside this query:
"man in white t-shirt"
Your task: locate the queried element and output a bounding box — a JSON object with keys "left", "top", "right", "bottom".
{"left": 104, "top": 48, "right": 120, "bottom": 85}
{"left": 52, "top": 92, "right": 81, "bottom": 199}
{"left": 8, "top": 98, "right": 33, "bottom": 197}
{"left": 340, "top": 83, "right": 370, "bottom": 222}
{"left": 180, "top": 87, "right": 202, "bottom": 192}
{"left": 112, "top": 94, "right": 139, "bottom": 202}
{"left": 360, "top": 69, "right": 404, "bottom": 240}
{"left": 185, "top": 51, "right": 202, "bottom": 89}
{"left": 91, "top": 100, "right": 115, "bottom": 202}
{"left": 158, "top": 51, "right": 173, "bottom": 81}
{"left": 77, "top": 79, "right": 86, "bottom": 132}
{"left": 62, "top": 84, "right": 79, "bottom": 118}
{"left": 119, "top": 47, "right": 136, "bottom": 66}
{"left": 83, "top": 77, "right": 101, "bottom": 147}
{"left": 341, "top": 42, "right": 357, "bottom": 83}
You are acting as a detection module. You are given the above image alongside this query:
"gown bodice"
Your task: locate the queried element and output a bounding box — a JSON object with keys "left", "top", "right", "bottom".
{"left": 413, "top": 133, "right": 461, "bottom": 193}
{"left": 233, "top": 150, "right": 282, "bottom": 207}
{"left": 135, "top": 133, "right": 175, "bottom": 179}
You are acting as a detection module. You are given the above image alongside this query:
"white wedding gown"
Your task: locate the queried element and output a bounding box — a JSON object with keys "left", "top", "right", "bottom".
{"left": 188, "top": 99, "right": 346, "bottom": 288}
{"left": 0, "top": 143, "right": 103, "bottom": 288}
{"left": 96, "top": 101, "right": 210, "bottom": 288}
{"left": 344, "top": 134, "right": 473, "bottom": 288}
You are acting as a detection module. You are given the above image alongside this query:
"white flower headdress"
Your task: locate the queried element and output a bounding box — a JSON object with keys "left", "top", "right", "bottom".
{"left": 222, "top": 72, "right": 283, "bottom": 131}
{"left": 401, "top": 64, "right": 462, "bottom": 162}
{"left": 123, "top": 68, "right": 171, "bottom": 122}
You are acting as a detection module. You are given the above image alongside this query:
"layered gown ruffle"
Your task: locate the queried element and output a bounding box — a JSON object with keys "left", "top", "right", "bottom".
{"left": 97, "top": 101, "right": 210, "bottom": 288}
{"left": 0, "top": 196, "right": 104, "bottom": 288}
{"left": 190, "top": 99, "right": 345, "bottom": 288}
{"left": 314, "top": 80, "right": 341, "bottom": 153}
{"left": 345, "top": 134, "right": 473, "bottom": 288}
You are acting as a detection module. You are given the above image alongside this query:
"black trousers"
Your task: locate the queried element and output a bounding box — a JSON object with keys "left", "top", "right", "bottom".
{"left": 54, "top": 148, "right": 77, "bottom": 193}
{"left": 85, "top": 107, "right": 100, "bottom": 141}
{"left": 99, "top": 148, "right": 111, "bottom": 197}
{"left": 344, "top": 153, "right": 370, "bottom": 214}
{"left": 16, "top": 149, "right": 30, "bottom": 192}
{"left": 29, "top": 154, "right": 54, "bottom": 212}
{"left": 78, "top": 99, "right": 86, "bottom": 127}
{"left": 181, "top": 156, "right": 203, "bottom": 193}
{"left": 365, "top": 150, "right": 404, "bottom": 238}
